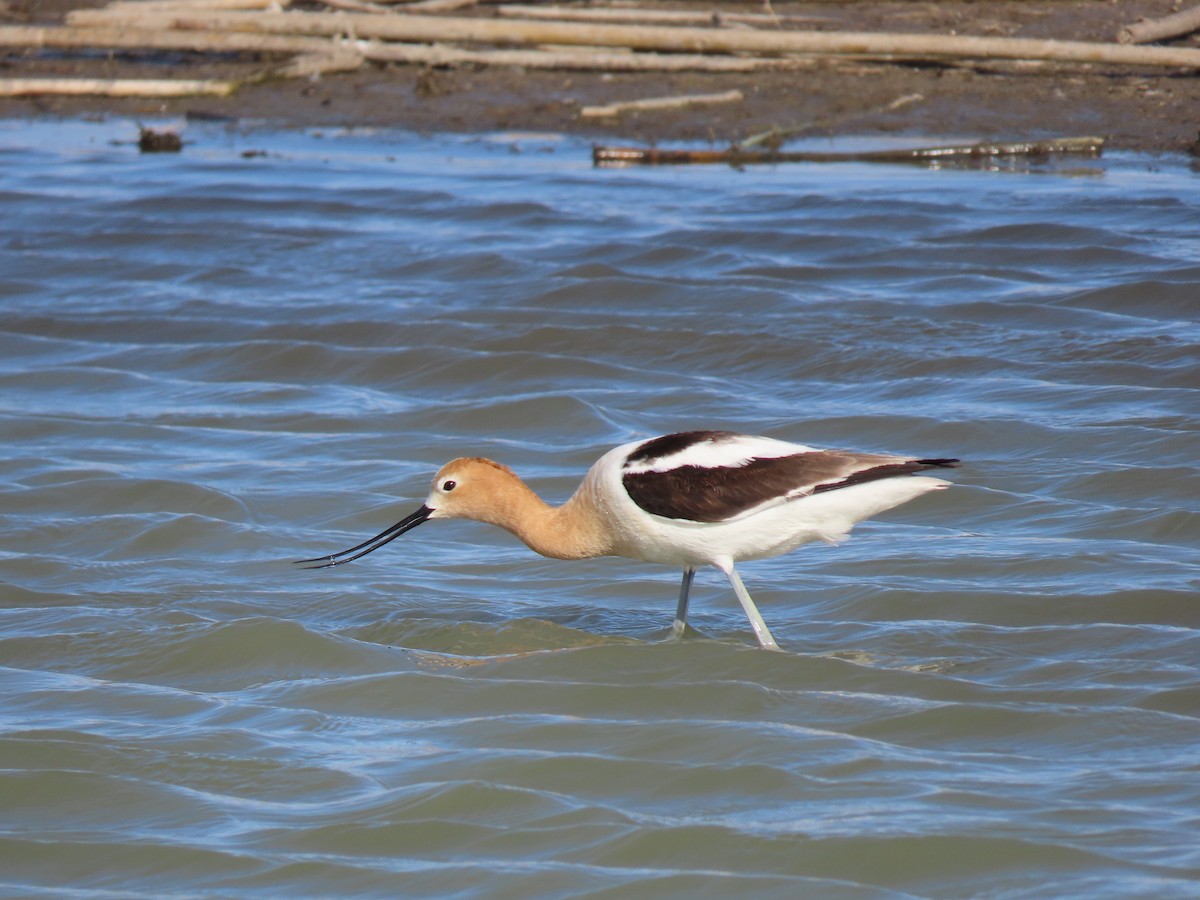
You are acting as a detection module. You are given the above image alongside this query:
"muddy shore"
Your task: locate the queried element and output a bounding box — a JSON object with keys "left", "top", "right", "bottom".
{"left": 3, "top": 0, "right": 1198, "bottom": 154}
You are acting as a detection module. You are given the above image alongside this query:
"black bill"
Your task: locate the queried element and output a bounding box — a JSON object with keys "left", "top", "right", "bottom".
{"left": 294, "top": 504, "right": 433, "bottom": 569}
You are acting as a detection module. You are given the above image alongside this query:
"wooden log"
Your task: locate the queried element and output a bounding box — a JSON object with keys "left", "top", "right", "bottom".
{"left": 65, "top": 9, "right": 1200, "bottom": 69}
{"left": 0, "top": 25, "right": 818, "bottom": 72}
{"left": 593, "top": 135, "right": 1106, "bottom": 167}
{"left": 358, "top": 40, "right": 814, "bottom": 71}
{"left": 581, "top": 88, "right": 743, "bottom": 118}
{"left": 494, "top": 5, "right": 828, "bottom": 28}
{"left": 102, "top": 0, "right": 288, "bottom": 10}
{"left": 0, "top": 77, "right": 239, "bottom": 96}
{"left": 1118, "top": 4, "right": 1200, "bottom": 45}
{"left": 0, "top": 24, "right": 337, "bottom": 54}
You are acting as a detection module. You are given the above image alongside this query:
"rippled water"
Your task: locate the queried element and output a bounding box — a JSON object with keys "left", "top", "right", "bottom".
{"left": 2, "top": 118, "right": 1198, "bottom": 898}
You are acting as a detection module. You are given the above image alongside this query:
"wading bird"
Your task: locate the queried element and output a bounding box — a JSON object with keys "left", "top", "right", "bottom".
{"left": 297, "top": 431, "right": 960, "bottom": 650}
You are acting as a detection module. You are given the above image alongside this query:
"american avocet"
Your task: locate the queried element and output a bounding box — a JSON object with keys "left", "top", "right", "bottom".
{"left": 298, "top": 431, "right": 960, "bottom": 650}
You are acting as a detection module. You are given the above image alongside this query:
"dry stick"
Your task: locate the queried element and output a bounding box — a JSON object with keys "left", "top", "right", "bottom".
{"left": 0, "top": 24, "right": 339, "bottom": 53}
{"left": 494, "top": 5, "right": 828, "bottom": 28}
{"left": 581, "top": 88, "right": 743, "bottom": 118}
{"left": 0, "top": 49, "right": 360, "bottom": 96}
{"left": 0, "top": 77, "right": 239, "bottom": 96}
{"left": 102, "top": 0, "right": 290, "bottom": 11}
{"left": 593, "top": 135, "right": 1106, "bottom": 167}
{"left": 1118, "top": 4, "right": 1200, "bottom": 45}
{"left": 0, "top": 25, "right": 819, "bottom": 71}
{"left": 359, "top": 40, "right": 814, "bottom": 71}
{"left": 64, "top": 10, "right": 1200, "bottom": 69}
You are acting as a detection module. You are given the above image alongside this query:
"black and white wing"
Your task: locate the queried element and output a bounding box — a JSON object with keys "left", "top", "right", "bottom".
{"left": 621, "top": 430, "right": 959, "bottom": 523}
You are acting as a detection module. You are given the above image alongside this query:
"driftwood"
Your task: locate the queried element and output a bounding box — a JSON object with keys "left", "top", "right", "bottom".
{"left": 0, "top": 27, "right": 361, "bottom": 95}
{"left": 102, "top": 0, "right": 288, "bottom": 10}
{"left": 581, "top": 88, "right": 743, "bottom": 118}
{"left": 593, "top": 135, "right": 1106, "bottom": 167}
{"left": 0, "top": 77, "right": 239, "bottom": 96}
{"left": 1118, "top": 4, "right": 1200, "bottom": 45}
{"left": 65, "top": 10, "right": 1200, "bottom": 69}
{"left": 0, "top": 24, "right": 338, "bottom": 54}
{"left": 495, "top": 5, "right": 828, "bottom": 28}
{"left": 358, "top": 41, "right": 811, "bottom": 71}
{"left": 0, "top": 25, "right": 819, "bottom": 72}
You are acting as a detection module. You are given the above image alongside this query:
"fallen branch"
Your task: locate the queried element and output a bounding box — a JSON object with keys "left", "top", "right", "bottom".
{"left": 1118, "top": 4, "right": 1200, "bottom": 45}
{"left": 593, "top": 135, "right": 1106, "bottom": 167}
{"left": 494, "top": 5, "right": 828, "bottom": 28}
{"left": 64, "top": 10, "right": 1200, "bottom": 69}
{"left": 102, "top": 0, "right": 288, "bottom": 10}
{"left": 334, "top": 40, "right": 818, "bottom": 72}
{"left": 581, "top": 88, "right": 743, "bottom": 118}
{"left": 0, "top": 25, "right": 820, "bottom": 72}
{"left": 0, "top": 24, "right": 339, "bottom": 54}
{"left": 0, "top": 77, "right": 239, "bottom": 96}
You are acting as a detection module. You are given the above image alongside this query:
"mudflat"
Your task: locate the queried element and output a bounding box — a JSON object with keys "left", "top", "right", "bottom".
{"left": 3, "top": 0, "right": 1197, "bottom": 153}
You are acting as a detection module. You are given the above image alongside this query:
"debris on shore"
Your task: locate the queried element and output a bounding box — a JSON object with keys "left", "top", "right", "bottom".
{"left": 1, "top": 0, "right": 1198, "bottom": 154}
{"left": 2, "top": 0, "right": 1199, "bottom": 99}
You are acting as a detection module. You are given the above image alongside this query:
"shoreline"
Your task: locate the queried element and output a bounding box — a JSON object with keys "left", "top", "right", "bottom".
{"left": 3, "top": 0, "right": 1198, "bottom": 155}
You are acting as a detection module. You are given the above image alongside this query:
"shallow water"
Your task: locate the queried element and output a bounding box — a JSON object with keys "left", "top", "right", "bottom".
{"left": 1, "top": 118, "right": 1198, "bottom": 898}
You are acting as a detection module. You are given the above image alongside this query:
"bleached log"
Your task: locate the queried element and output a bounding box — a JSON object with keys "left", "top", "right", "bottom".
{"left": 64, "top": 9, "right": 1200, "bottom": 69}
{"left": 103, "top": 0, "right": 289, "bottom": 10}
{"left": 0, "top": 25, "right": 819, "bottom": 72}
{"left": 356, "top": 41, "right": 815, "bottom": 71}
{"left": 0, "top": 24, "right": 337, "bottom": 54}
{"left": 495, "top": 5, "right": 826, "bottom": 28}
{"left": 0, "top": 77, "right": 238, "bottom": 96}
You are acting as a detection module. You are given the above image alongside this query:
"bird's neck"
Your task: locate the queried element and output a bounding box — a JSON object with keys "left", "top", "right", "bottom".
{"left": 490, "top": 477, "right": 614, "bottom": 561}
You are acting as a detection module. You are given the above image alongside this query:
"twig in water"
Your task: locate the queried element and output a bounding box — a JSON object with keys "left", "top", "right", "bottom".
{"left": 593, "top": 135, "right": 1105, "bottom": 167}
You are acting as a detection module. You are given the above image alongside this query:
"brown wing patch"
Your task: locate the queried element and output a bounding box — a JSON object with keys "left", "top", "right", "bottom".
{"left": 623, "top": 452, "right": 960, "bottom": 523}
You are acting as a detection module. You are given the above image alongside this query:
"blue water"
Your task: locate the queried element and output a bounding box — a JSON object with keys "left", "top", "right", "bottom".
{"left": 1, "top": 118, "right": 1198, "bottom": 898}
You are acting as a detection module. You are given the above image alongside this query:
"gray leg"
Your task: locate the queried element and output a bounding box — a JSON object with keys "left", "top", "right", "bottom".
{"left": 673, "top": 567, "right": 695, "bottom": 638}
{"left": 719, "top": 563, "right": 780, "bottom": 651}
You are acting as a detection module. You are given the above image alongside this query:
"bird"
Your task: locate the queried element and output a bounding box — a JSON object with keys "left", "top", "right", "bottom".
{"left": 297, "top": 430, "right": 961, "bottom": 650}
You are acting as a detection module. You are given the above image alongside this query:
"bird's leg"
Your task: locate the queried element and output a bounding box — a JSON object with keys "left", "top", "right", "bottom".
{"left": 720, "top": 564, "right": 781, "bottom": 651}
{"left": 673, "top": 567, "right": 695, "bottom": 639}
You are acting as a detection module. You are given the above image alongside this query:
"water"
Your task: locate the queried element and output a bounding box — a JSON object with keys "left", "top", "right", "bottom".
{"left": 1, "top": 118, "right": 1198, "bottom": 898}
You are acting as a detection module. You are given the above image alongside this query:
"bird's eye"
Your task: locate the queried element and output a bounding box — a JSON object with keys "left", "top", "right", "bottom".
{"left": 442, "top": 480, "right": 457, "bottom": 492}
